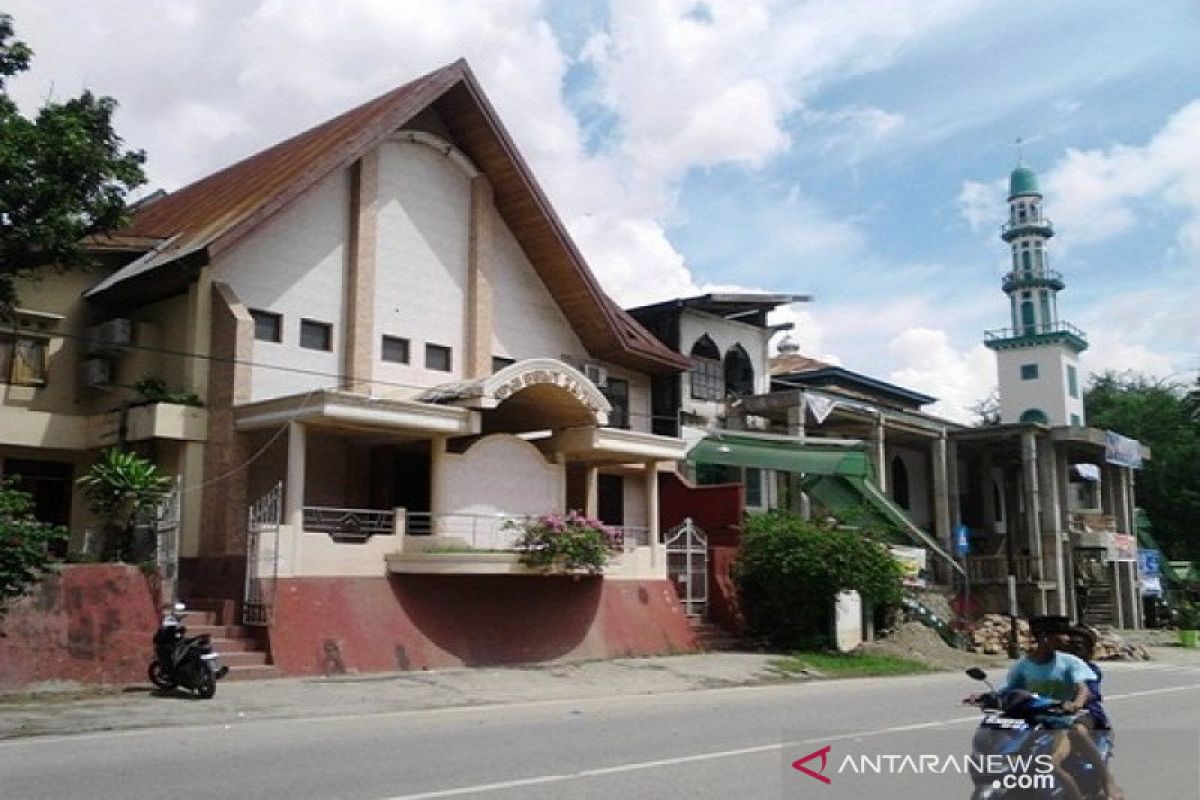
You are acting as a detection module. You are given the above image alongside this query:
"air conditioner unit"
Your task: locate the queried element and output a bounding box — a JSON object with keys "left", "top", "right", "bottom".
{"left": 86, "top": 318, "right": 133, "bottom": 353}
{"left": 81, "top": 357, "right": 113, "bottom": 389}
{"left": 583, "top": 364, "right": 608, "bottom": 388}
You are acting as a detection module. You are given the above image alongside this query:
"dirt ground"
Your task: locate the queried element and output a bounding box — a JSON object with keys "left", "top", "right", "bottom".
{"left": 861, "top": 622, "right": 1013, "bottom": 671}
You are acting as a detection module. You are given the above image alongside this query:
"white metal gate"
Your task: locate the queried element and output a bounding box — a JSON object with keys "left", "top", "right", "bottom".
{"left": 152, "top": 476, "right": 182, "bottom": 606}
{"left": 244, "top": 481, "right": 283, "bottom": 626}
{"left": 664, "top": 517, "right": 708, "bottom": 617}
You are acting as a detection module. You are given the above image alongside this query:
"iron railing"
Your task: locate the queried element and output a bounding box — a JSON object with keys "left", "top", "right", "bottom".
{"left": 966, "top": 554, "right": 1042, "bottom": 584}
{"left": 302, "top": 506, "right": 395, "bottom": 542}
{"left": 403, "top": 511, "right": 651, "bottom": 554}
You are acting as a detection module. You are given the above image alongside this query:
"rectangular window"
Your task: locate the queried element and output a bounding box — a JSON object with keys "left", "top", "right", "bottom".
{"left": 492, "top": 356, "right": 516, "bottom": 373}
{"left": 425, "top": 343, "right": 452, "bottom": 372}
{"left": 602, "top": 377, "right": 630, "bottom": 429}
{"left": 1020, "top": 363, "right": 1039, "bottom": 380}
{"left": 250, "top": 309, "right": 282, "bottom": 343}
{"left": 1067, "top": 365, "right": 1079, "bottom": 398}
{"left": 299, "top": 319, "right": 333, "bottom": 351}
{"left": 1070, "top": 413, "right": 1082, "bottom": 426}
{"left": 381, "top": 335, "right": 410, "bottom": 364}
{"left": 744, "top": 467, "right": 764, "bottom": 508}
{"left": 0, "top": 334, "right": 48, "bottom": 386}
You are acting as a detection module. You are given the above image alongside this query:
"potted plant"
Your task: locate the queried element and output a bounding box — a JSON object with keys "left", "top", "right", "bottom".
{"left": 1176, "top": 599, "right": 1199, "bottom": 648}
{"left": 508, "top": 511, "right": 619, "bottom": 574}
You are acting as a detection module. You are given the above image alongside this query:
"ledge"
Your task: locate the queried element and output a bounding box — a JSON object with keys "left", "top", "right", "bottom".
{"left": 384, "top": 551, "right": 603, "bottom": 576}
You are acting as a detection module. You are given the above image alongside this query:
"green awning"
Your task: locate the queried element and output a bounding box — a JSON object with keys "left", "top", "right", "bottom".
{"left": 800, "top": 473, "right": 963, "bottom": 575}
{"left": 688, "top": 435, "right": 872, "bottom": 478}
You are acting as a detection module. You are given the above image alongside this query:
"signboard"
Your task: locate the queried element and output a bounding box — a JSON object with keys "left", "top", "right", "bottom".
{"left": 1104, "top": 431, "right": 1143, "bottom": 469}
{"left": 1139, "top": 548, "right": 1163, "bottom": 596}
{"left": 1109, "top": 533, "right": 1137, "bottom": 563}
{"left": 890, "top": 545, "right": 928, "bottom": 588}
{"left": 954, "top": 524, "right": 971, "bottom": 556}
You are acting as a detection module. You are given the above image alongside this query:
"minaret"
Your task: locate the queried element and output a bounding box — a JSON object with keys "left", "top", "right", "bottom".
{"left": 983, "top": 158, "right": 1088, "bottom": 427}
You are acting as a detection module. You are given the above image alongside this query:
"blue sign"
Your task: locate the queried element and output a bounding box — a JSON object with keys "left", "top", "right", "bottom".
{"left": 954, "top": 524, "right": 971, "bottom": 556}
{"left": 1139, "top": 548, "right": 1162, "bottom": 577}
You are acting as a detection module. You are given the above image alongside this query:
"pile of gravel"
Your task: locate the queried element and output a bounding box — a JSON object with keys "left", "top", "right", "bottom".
{"left": 860, "top": 622, "right": 1009, "bottom": 671}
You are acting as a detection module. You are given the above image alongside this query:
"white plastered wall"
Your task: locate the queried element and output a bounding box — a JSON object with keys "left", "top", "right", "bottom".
{"left": 436, "top": 434, "right": 564, "bottom": 518}
{"left": 213, "top": 167, "right": 350, "bottom": 402}
{"left": 997, "top": 346, "right": 1083, "bottom": 426}
{"left": 677, "top": 308, "right": 773, "bottom": 420}
{"left": 886, "top": 445, "right": 931, "bottom": 529}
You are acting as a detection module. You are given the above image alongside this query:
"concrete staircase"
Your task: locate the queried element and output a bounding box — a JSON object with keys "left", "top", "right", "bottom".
{"left": 182, "top": 608, "right": 278, "bottom": 681}
{"left": 688, "top": 617, "right": 745, "bottom": 652}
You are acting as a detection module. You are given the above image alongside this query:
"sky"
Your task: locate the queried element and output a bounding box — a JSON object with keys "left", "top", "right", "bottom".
{"left": 6, "top": 0, "right": 1199, "bottom": 421}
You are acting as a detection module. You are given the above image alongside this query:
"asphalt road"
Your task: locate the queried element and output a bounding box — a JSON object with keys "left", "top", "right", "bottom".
{"left": 1, "top": 661, "right": 1198, "bottom": 800}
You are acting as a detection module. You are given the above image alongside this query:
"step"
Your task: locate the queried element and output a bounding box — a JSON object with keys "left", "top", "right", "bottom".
{"left": 186, "top": 624, "right": 255, "bottom": 639}
{"left": 208, "top": 637, "right": 255, "bottom": 653}
{"left": 220, "top": 651, "right": 269, "bottom": 668}
{"left": 224, "top": 665, "right": 281, "bottom": 682}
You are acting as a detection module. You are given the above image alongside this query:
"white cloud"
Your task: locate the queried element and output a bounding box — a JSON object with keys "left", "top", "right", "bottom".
{"left": 886, "top": 328, "right": 995, "bottom": 424}
{"left": 1046, "top": 99, "right": 1200, "bottom": 262}
{"left": 958, "top": 178, "right": 1006, "bottom": 232}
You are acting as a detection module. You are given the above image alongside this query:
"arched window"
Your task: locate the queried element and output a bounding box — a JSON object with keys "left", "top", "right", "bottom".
{"left": 723, "top": 344, "right": 754, "bottom": 397}
{"left": 1019, "top": 408, "right": 1049, "bottom": 424}
{"left": 1022, "top": 249, "right": 1032, "bottom": 271}
{"left": 689, "top": 335, "right": 723, "bottom": 400}
{"left": 891, "top": 456, "right": 910, "bottom": 510}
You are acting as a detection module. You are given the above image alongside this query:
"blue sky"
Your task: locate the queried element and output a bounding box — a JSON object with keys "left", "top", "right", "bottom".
{"left": 7, "top": 0, "right": 1199, "bottom": 420}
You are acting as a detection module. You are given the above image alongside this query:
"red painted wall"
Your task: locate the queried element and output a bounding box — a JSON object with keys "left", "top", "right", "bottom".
{"left": 267, "top": 575, "right": 697, "bottom": 675}
{"left": 659, "top": 472, "right": 746, "bottom": 633}
{"left": 0, "top": 565, "right": 159, "bottom": 690}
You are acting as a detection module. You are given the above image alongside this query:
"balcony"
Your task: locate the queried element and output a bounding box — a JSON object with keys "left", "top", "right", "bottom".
{"left": 983, "top": 321, "right": 1088, "bottom": 353}
{"left": 89, "top": 402, "right": 208, "bottom": 448}
{"left": 1001, "top": 218, "right": 1054, "bottom": 241}
{"left": 1001, "top": 269, "right": 1064, "bottom": 293}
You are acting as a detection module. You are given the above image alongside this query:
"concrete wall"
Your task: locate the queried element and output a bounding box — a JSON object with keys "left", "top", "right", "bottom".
{"left": 997, "top": 346, "right": 1084, "bottom": 426}
{"left": 887, "top": 444, "right": 931, "bottom": 529}
{"left": 214, "top": 167, "right": 350, "bottom": 402}
{"left": 0, "top": 565, "right": 159, "bottom": 690}
{"left": 267, "top": 574, "right": 696, "bottom": 674}
{"left": 436, "top": 434, "right": 563, "bottom": 518}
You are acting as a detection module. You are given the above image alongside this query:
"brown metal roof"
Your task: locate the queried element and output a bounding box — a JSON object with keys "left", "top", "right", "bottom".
{"left": 92, "top": 59, "right": 687, "bottom": 374}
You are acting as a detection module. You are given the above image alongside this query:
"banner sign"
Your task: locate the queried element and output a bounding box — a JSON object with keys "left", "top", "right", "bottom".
{"left": 1109, "top": 533, "right": 1137, "bottom": 563}
{"left": 1104, "top": 431, "right": 1143, "bottom": 469}
{"left": 890, "top": 545, "right": 928, "bottom": 588}
{"left": 1139, "top": 548, "right": 1163, "bottom": 596}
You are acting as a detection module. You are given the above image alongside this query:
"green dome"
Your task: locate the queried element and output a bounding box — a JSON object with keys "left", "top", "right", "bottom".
{"left": 1009, "top": 165, "right": 1040, "bottom": 198}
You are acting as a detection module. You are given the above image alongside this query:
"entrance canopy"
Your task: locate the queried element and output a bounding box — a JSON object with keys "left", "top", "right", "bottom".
{"left": 688, "top": 432, "right": 872, "bottom": 478}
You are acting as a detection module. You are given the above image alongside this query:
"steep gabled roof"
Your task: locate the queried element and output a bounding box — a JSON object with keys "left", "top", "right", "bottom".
{"left": 89, "top": 60, "right": 688, "bottom": 374}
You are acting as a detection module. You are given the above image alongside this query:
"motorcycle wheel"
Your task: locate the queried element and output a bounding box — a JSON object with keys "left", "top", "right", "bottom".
{"left": 148, "top": 660, "right": 176, "bottom": 690}
{"left": 195, "top": 669, "right": 217, "bottom": 699}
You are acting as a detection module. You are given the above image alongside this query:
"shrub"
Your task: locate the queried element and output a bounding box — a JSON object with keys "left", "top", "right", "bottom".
{"left": 508, "top": 511, "right": 619, "bottom": 574}
{"left": 733, "top": 510, "right": 904, "bottom": 650}
{"left": 76, "top": 447, "right": 172, "bottom": 561}
{"left": 0, "top": 478, "right": 67, "bottom": 618}
{"left": 132, "top": 376, "right": 203, "bottom": 407}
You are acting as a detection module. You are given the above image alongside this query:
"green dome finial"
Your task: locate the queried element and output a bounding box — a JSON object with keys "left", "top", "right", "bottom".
{"left": 1009, "top": 164, "right": 1040, "bottom": 198}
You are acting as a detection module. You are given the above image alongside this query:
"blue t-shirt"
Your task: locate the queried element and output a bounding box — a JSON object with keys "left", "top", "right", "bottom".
{"left": 1004, "top": 651, "right": 1097, "bottom": 701}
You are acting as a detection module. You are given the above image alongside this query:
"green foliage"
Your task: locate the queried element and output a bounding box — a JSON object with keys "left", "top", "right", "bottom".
{"left": 733, "top": 510, "right": 904, "bottom": 649}
{"left": 132, "top": 377, "right": 203, "bottom": 407}
{"left": 0, "top": 13, "right": 146, "bottom": 311}
{"left": 1085, "top": 371, "right": 1200, "bottom": 560}
{"left": 0, "top": 478, "right": 67, "bottom": 616}
{"left": 1175, "top": 599, "right": 1200, "bottom": 630}
{"left": 76, "top": 448, "right": 171, "bottom": 561}
{"left": 507, "top": 511, "right": 619, "bottom": 574}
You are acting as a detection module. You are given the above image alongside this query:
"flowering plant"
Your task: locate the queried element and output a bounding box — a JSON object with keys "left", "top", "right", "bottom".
{"left": 508, "top": 511, "right": 620, "bottom": 574}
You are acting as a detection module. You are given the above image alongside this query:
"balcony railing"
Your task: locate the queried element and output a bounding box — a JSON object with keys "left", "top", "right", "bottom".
{"left": 302, "top": 506, "right": 395, "bottom": 542}
{"left": 1001, "top": 218, "right": 1053, "bottom": 239}
{"left": 983, "top": 320, "right": 1088, "bottom": 345}
{"left": 404, "top": 512, "right": 649, "bottom": 554}
{"left": 1001, "top": 269, "right": 1064, "bottom": 293}
{"left": 966, "top": 554, "right": 1043, "bottom": 584}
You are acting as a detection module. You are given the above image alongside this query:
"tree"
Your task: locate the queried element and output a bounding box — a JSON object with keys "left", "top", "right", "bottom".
{"left": 0, "top": 13, "right": 145, "bottom": 312}
{"left": 969, "top": 387, "right": 1001, "bottom": 427}
{"left": 1085, "top": 371, "right": 1200, "bottom": 560}
{"left": 1, "top": 477, "right": 67, "bottom": 621}
{"left": 733, "top": 510, "right": 904, "bottom": 649}
{"left": 77, "top": 448, "right": 172, "bottom": 562}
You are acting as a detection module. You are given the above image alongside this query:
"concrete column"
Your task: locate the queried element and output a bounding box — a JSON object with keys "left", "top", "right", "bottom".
{"left": 286, "top": 422, "right": 306, "bottom": 531}
{"left": 932, "top": 432, "right": 951, "bottom": 549}
{"left": 787, "top": 399, "right": 805, "bottom": 439}
{"left": 873, "top": 413, "right": 887, "bottom": 492}
{"left": 1113, "top": 558, "right": 1125, "bottom": 629}
{"left": 465, "top": 176, "right": 495, "bottom": 379}
{"left": 1043, "top": 444, "right": 1067, "bottom": 615}
{"left": 947, "top": 436, "right": 961, "bottom": 529}
{"left": 1021, "top": 431, "right": 1046, "bottom": 614}
{"left": 183, "top": 267, "right": 212, "bottom": 397}
{"left": 343, "top": 152, "right": 378, "bottom": 393}
{"left": 429, "top": 436, "right": 447, "bottom": 517}
{"left": 178, "top": 442, "right": 205, "bottom": 558}
{"left": 980, "top": 451, "right": 996, "bottom": 534}
{"left": 584, "top": 465, "right": 599, "bottom": 518}
{"left": 645, "top": 461, "right": 661, "bottom": 570}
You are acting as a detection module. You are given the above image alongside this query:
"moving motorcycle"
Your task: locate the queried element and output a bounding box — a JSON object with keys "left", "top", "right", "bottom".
{"left": 964, "top": 667, "right": 1114, "bottom": 800}
{"left": 149, "top": 602, "right": 229, "bottom": 699}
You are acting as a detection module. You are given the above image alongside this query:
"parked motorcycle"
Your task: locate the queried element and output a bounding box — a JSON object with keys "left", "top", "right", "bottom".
{"left": 149, "top": 602, "right": 229, "bottom": 699}
{"left": 964, "top": 667, "right": 1114, "bottom": 799}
